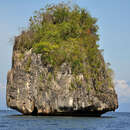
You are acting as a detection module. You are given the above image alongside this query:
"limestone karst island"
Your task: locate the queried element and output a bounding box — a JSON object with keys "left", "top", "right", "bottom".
{"left": 6, "top": 3, "right": 118, "bottom": 116}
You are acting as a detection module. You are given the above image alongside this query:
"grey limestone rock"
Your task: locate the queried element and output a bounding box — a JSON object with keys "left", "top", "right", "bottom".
{"left": 6, "top": 43, "right": 118, "bottom": 116}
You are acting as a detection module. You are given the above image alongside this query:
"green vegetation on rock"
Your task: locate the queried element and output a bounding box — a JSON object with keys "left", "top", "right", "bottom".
{"left": 15, "top": 3, "right": 114, "bottom": 89}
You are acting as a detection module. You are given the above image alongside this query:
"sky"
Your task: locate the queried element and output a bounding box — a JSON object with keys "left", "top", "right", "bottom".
{"left": 0, "top": 0, "right": 130, "bottom": 112}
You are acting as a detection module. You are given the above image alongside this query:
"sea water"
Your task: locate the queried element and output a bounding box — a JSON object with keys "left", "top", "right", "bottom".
{"left": 0, "top": 110, "right": 130, "bottom": 130}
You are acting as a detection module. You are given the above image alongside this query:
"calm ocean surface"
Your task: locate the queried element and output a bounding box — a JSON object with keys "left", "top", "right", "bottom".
{"left": 0, "top": 110, "right": 130, "bottom": 130}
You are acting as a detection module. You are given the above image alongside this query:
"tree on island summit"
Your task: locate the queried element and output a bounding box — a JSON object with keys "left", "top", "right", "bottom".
{"left": 14, "top": 3, "right": 113, "bottom": 89}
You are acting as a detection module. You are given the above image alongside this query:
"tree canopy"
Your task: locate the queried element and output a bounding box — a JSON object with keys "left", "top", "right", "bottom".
{"left": 15, "top": 3, "right": 113, "bottom": 89}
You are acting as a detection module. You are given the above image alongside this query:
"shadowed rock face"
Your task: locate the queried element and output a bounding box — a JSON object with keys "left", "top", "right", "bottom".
{"left": 6, "top": 42, "right": 118, "bottom": 116}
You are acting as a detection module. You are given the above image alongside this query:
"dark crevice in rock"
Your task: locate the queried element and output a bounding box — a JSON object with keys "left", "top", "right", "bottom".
{"left": 31, "top": 106, "right": 38, "bottom": 116}
{"left": 33, "top": 110, "right": 104, "bottom": 117}
{"left": 59, "top": 106, "right": 73, "bottom": 111}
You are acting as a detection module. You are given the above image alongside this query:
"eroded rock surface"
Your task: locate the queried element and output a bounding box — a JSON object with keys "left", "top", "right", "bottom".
{"left": 6, "top": 47, "right": 118, "bottom": 116}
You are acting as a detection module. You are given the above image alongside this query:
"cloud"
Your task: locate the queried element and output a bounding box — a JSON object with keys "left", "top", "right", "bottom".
{"left": 115, "top": 80, "right": 130, "bottom": 103}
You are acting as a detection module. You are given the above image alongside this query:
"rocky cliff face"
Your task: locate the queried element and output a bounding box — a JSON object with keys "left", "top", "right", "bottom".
{"left": 6, "top": 40, "right": 118, "bottom": 116}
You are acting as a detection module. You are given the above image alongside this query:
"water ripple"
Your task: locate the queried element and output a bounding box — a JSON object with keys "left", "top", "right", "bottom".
{"left": 0, "top": 111, "right": 130, "bottom": 130}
